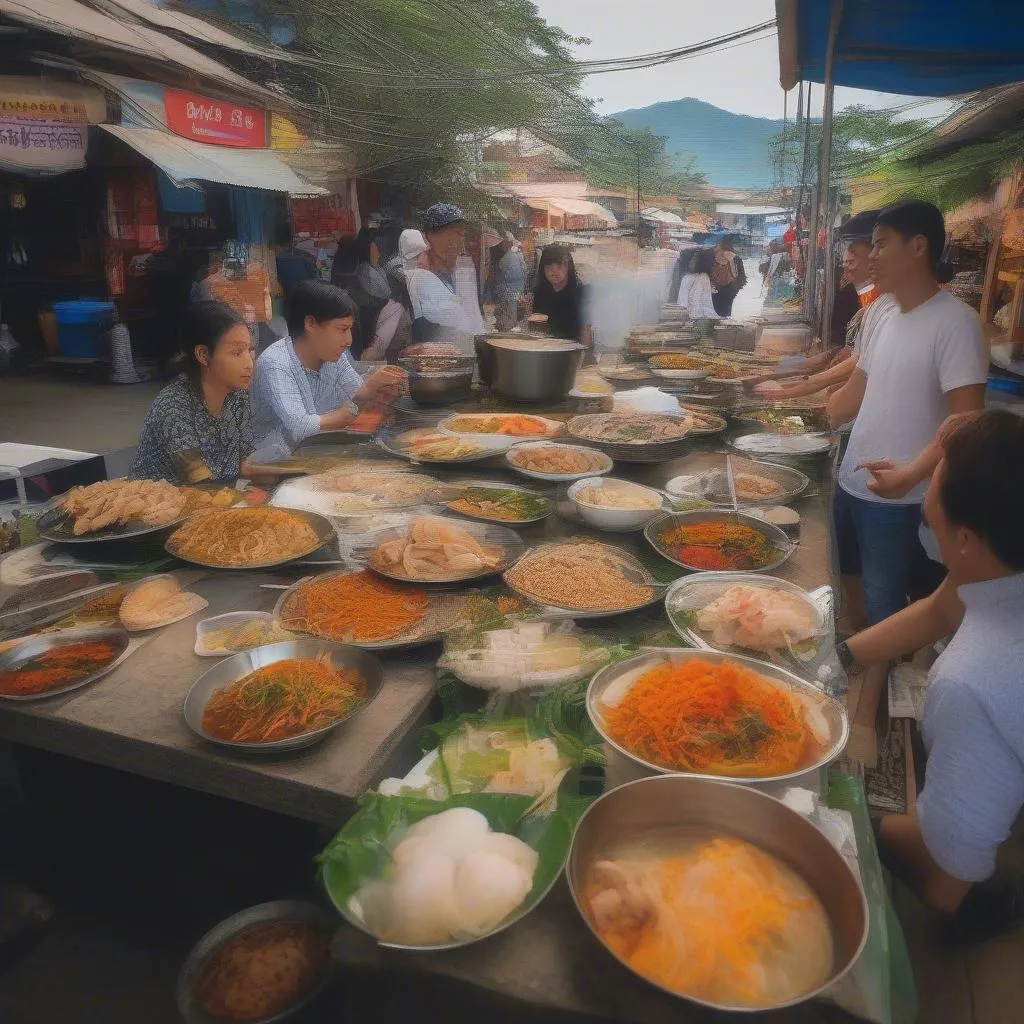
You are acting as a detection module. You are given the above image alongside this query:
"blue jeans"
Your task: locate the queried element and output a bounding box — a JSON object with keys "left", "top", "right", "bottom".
{"left": 833, "top": 487, "right": 923, "bottom": 625}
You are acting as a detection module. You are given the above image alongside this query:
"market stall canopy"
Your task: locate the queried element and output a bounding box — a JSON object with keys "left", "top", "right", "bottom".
{"left": 0, "top": 0, "right": 290, "bottom": 110}
{"left": 99, "top": 125, "right": 327, "bottom": 196}
{"left": 715, "top": 204, "right": 790, "bottom": 217}
{"left": 542, "top": 198, "right": 618, "bottom": 226}
{"left": 641, "top": 208, "right": 684, "bottom": 226}
{"left": 777, "top": 0, "right": 1024, "bottom": 95}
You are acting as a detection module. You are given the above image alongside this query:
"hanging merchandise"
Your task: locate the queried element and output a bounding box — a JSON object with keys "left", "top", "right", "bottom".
{"left": 105, "top": 248, "right": 125, "bottom": 297}
{"left": 290, "top": 196, "right": 355, "bottom": 239}
{"left": 106, "top": 169, "right": 162, "bottom": 250}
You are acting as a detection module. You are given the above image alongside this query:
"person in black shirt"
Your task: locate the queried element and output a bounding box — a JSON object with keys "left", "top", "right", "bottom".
{"left": 530, "top": 244, "right": 593, "bottom": 353}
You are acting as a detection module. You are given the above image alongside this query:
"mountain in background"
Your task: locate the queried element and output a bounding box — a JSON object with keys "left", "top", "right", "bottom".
{"left": 612, "top": 98, "right": 786, "bottom": 190}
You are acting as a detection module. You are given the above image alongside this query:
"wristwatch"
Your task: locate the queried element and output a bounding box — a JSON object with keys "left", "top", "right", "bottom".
{"left": 836, "top": 640, "right": 856, "bottom": 672}
{"left": 342, "top": 400, "right": 359, "bottom": 417}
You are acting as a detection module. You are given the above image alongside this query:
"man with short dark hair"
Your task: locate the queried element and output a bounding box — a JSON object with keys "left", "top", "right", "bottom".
{"left": 251, "top": 280, "right": 405, "bottom": 457}
{"left": 839, "top": 410, "right": 1024, "bottom": 933}
{"left": 827, "top": 200, "right": 987, "bottom": 625}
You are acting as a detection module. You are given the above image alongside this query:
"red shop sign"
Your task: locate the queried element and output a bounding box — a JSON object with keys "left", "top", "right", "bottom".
{"left": 164, "top": 89, "right": 267, "bottom": 148}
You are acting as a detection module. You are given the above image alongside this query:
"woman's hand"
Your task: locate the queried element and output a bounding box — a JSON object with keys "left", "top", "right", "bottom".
{"left": 356, "top": 365, "right": 407, "bottom": 407}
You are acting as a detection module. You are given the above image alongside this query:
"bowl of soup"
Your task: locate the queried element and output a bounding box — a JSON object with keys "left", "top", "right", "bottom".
{"left": 566, "top": 776, "right": 868, "bottom": 1013}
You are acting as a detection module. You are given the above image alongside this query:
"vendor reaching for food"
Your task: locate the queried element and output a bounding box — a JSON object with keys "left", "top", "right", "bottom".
{"left": 130, "top": 301, "right": 256, "bottom": 485}
{"left": 250, "top": 281, "right": 406, "bottom": 460}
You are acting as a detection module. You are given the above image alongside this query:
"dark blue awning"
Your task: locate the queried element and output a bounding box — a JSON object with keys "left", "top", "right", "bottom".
{"left": 777, "top": 0, "right": 1024, "bottom": 97}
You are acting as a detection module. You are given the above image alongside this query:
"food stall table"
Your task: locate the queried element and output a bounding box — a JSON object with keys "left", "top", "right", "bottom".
{"left": 330, "top": 879, "right": 870, "bottom": 1024}
{"left": 0, "top": 573, "right": 437, "bottom": 824}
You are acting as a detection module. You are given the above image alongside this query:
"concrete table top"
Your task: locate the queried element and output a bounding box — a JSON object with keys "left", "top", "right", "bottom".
{"left": 0, "top": 572, "right": 438, "bottom": 824}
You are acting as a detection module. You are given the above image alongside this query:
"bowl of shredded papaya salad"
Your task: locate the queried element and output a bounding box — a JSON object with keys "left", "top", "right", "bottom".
{"left": 586, "top": 649, "right": 847, "bottom": 784}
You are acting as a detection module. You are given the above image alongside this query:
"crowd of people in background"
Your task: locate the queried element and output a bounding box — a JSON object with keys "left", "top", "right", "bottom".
{"left": 128, "top": 201, "right": 599, "bottom": 482}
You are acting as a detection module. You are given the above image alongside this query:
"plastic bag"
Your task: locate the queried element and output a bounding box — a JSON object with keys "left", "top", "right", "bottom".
{"left": 612, "top": 386, "right": 681, "bottom": 415}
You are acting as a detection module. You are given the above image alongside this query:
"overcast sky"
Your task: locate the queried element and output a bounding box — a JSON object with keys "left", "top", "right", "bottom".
{"left": 534, "top": 0, "right": 951, "bottom": 122}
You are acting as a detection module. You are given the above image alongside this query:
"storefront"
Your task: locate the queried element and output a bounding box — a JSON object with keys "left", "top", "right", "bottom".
{"left": 0, "top": 71, "right": 329, "bottom": 372}
{"left": 0, "top": 76, "right": 110, "bottom": 364}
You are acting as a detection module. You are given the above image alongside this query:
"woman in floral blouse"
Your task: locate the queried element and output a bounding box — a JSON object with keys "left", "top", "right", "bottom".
{"left": 130, "top": 301, "right": 255, "bottom": 485}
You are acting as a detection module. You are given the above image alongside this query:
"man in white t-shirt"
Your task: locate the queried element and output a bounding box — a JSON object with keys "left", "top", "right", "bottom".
{"left": 827, "top": 201, "right": 987, "bottom": 626}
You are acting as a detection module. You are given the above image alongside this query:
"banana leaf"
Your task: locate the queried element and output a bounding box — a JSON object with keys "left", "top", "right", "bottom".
{"left": 317, "top": 791, "right": 581, "bottom": 948}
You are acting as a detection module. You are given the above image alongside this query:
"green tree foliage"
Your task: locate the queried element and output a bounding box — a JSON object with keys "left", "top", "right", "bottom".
{"left": 254, "top": 0, "right": 690, "bottom": 209}
{"left": 770, "top": 104, "right": 932, "bottom": 186}
{"left": 265, "top": 0, "right": 595, "bottom": 203}
{"left": 864, "top": 131, "right": 1024, "bottom": 212}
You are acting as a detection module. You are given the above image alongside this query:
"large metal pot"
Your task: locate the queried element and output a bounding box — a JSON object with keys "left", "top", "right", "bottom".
{"left": 486, "top": 336, "right": 584, "bottom": 402}
{"left": 407, "top": 369, "right": 473, "bottom": 405}
{"left": 566, "top": 775, "right": 868, "bottom": 1013}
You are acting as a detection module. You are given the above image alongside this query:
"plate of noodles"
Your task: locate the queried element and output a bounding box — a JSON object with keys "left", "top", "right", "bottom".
{"left": 586, "top": 648, "right": 848, "bottom": 783}
{"left": 182, "top": 639, "right": 383, "bottom": 753}
{"left": 275, "top": 569, "right": 469, "bottom": 650}
{"left": 166, "top": 508, "right": 335, "bottom": 569}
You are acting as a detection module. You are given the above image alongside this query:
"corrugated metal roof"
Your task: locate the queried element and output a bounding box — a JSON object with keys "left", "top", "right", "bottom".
{"left": 100, "top": 124, "right": 326, "bottom": 195}
{"left": 641, "top": 207, "right": 684, "bottom": 225}
{"left": 1, "top": 0, "right": 284, "bottom": 105}
{"left": 94, "top": 0, "right": 299, "bottom": 61}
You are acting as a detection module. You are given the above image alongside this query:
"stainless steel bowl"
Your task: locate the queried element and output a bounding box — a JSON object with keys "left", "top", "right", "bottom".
{"left": 182, "top": 639, "right": 383, "bottom": 753}
{"left": 566, "top": 775, "right": 868, "bottom": 1013}
{"left": 407, "top": 369, "right": 474, "bottom": 405}
{"left": 644, "top": 508, "right": 795, "bottom": 573}
{"left": 487, "top": 337, "right": 584, "bottom": 401}
{"left": 176, "top": 900, "right": 336, "bottom": 1024}
{"left": 586, "top": 648, "right": 848, "bottom": 784}
{"left": 0, "top": 625, "right": 132, "bottom": 702}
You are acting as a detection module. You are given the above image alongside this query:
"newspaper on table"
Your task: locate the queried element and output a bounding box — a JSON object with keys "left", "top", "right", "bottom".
{"left": 887, "top": 663, "right": 930, "bottom": 721}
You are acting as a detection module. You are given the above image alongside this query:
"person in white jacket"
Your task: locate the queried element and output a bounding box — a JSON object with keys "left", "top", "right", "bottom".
{"left": 407, "top": 203, "right": 484, "bottom": 353}
{"left": 675, "top": 247, "right": 719, "bottom": 319}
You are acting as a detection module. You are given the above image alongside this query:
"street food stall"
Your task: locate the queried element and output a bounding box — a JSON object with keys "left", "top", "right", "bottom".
{"left": 0, "top": 320, "right": 914, "bottom": 1024}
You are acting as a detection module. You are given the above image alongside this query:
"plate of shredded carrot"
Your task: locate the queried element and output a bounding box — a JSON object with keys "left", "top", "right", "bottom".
{"left": 0, "top": 627, "right": 130, "bottom": 700}
{"left": 644, "top": 510, "right": 793, "bottom": 573}
{"left": 275, "top": 569, "right": 468, "bottom": 649}
{"left": 184, "top": 640, "right": 383, "bottom": 753}
{"left": 587, "top": 651, "right": 847, "bottom": 782}
{"left": 438, "top": 413, "right": 563, "bottom": 438}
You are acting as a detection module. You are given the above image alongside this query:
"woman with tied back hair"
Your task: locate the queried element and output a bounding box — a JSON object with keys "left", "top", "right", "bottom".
{"left": 529, "top": 243, "right": 593, "bottom": 350}
{"left": 130, "top": 301, "right": 255, "bottom": 485}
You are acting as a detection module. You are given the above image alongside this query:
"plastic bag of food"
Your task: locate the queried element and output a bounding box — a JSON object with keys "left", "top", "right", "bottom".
{"left": 439, "top": 618, "right": 612, "bottom": 693}
{"left": 612, "top": 386, "right": 681, "bottom": 415}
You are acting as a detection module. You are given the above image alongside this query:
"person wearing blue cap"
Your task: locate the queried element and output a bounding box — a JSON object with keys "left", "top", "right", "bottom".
{"left": 408, "top": 203, "right": 484, "bottom": 352}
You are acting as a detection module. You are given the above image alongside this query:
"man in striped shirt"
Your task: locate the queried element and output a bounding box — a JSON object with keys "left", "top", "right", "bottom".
{"left": 251, "top": 281, "right": 405, "bottom": 460}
